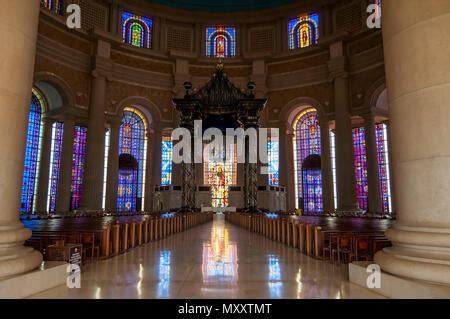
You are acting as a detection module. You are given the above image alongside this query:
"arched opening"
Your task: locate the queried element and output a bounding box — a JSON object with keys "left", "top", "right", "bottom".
{"left": 294, "top": 21, "right": 317, "bottom": 48}
{"left": 122, "top": 12, "right": 153, "bottom": 49}
{"left": 301, "top": 154, "right": 322, "bottom": 212}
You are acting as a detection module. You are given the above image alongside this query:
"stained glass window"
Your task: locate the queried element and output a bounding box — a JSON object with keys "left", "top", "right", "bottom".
{"left": 267, "top": 136, "right": 279, "bottom": 186}
{"left": 20, "top": 88, "right": 46, "bottom": 213}
{"left": 288, "top": 13, "right": 320, "bottom": 50}
{"left": 206, "top": 26, "right": 236, "bottom": 58}
{"left": 352, "top": 127, "right": 368, "bottom": 211}
{"left": 330, "top": 130, "right": 338, "bottom": 209}
{"left": 161, "top": 136, "right": 173, "bottom": 186}
{"left": 122, "top": 11, "right": 153, "bottom": 48}
{"left": 375, "top": 123, "right": 392, "bottom": 212}
{"left": 47, "top": 122, "right": 64, "bottom": 212}
{"left": 102, "top": 129, "right": 110, "bottom": 210}
{"left": 42, "top": 0, "right": 63, "bottom": 15}
{"left": 204, "top": 145, "right": 236, "bottom": 208}
{"left": 117, "top": 108, "right": 147, "bottom": 212}
{"left": 70, "top": 126, "right": 87, "bottom": 210}
{"left": 293, "top": 109, "right": 323, "bottom": 212}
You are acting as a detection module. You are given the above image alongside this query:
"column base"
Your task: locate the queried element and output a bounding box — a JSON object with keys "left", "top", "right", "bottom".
{"left": 375, "top": 225, "right": 450, "bottom": 285}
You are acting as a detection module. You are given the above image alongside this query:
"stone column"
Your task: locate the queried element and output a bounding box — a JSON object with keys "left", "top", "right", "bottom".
{"left": 319, "top": 116, "right": 334, "bottom": 212}
{"left": 363, "top": 113, "right": 382, "bottom": 213}
{"left": 144, "top": 129, "right": 155, "bottom": 212}
{"left": 328, "top": 42, "right": 359, "bottom": 211}
{"left": 80, "top": 41, "right": 111, "bottom": 211}
{"left": 35, "top": 116, "right": 55, "bottom": 212}
{"left": 105, "top": 117, "right": 121, "bottom": 212}
{"left": 151, "top": 123, "right": 163, "bottom": 192}
{"left": 107, "top": 0, "right": 120, "bottom": 35}
{"left": 55, "top": 114, "right": 75, "bottom": 212}
{"left": 375, "top": 0, "right": 450, "bottom": 285}
{"left": 0, "top": 0, "right": 42, "bottom": 278}
{"left": 282, "top": 129, "right": 296, "bottom": 211}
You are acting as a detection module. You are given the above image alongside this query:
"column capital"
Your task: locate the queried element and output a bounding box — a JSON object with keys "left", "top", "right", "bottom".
{"left": 91, "top": 56, "right": 113, "bottom": 79}
{"left": 108, "top": 115, "right": 122, "bottom": 128}
{"left": 327, "top": 56, "right": 348, "bottom": 79}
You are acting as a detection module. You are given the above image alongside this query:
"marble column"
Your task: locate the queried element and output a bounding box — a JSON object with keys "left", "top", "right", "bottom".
{"left": 328, "top": 43, "right": 359, "bottom": 211}
{"left": 375, "top": 0, "right": 450, "bottom": 284}
{"left": 56, "top": 114, "right": 75, "bottom": 212}
{"left": 105, "top": 117, "right": 121, "bottom": 212}
{"left": 0, "top": 0, "right": 42, "bottom": 278}
{"left": 144, "top": 129, "right": 155, "bottom": 212}
{"left": 283, "top": 130, "right": 296, "bottom": 211}
{"left": 319, "top": 117, "right": 334, "bottom": 213}
{"left": 363, "top": 113, "right": 382, "bottom": 213}
{"left": 151, "top": 123, "right": 163, "bottom": 193}
{"left": 35, "top": 116, "right": 55, "bottom": 212}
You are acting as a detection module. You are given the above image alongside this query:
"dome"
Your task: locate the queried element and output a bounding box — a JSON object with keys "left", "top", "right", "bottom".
{"left": 146, "top": 0, "right": 296, "bottom": 12}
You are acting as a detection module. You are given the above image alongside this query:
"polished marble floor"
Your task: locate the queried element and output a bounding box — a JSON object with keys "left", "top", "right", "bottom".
{"left": 30, "top": 215, "right": 382, "bottom": 299}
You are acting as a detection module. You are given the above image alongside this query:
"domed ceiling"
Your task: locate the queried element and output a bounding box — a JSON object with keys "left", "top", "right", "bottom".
{"left": 146, "top": 0, "right": 297, "bottom": 12}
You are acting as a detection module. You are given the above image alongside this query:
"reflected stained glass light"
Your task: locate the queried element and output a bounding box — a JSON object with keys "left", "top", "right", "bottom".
{"left": 268, "top": 255, "right": 282, "bottom": 298}
{"left": 47, "top": 122, "right": 64, "bottom": 212}
{"left": 375, "top": 123, "right": 392, "bottom": 212}
{"left": 204, "top": 145, "right": 236, "bottom": 208}
{"left": 288, "top": 13, "right": 319, "bottom": 49}
{"left": 352, "top": 127, "right": 368, "bottom": 211}
{"left": 293, "top": 109, "right": 323, "bottom": 212}
{"left": 70, "top": 126, "right": 87, "bottom": 210}
{"left": 117, "top": 108, "right": 147, "bottom": 212}
{"left": 267, "top": 136, "right": 279, "bottom": 186}
{"left": 20, "top": 88, "right": 45, "bottom": 213}
{"left": 157, "top": 250, "right": 171, "bottom": 298}
{"left": 161, "top": 136, "right": 173, "bottom": 186}
{"left": 122, "top": 11, "right": 153, "bottom": 48}
{"left": 206, "top": 25, "right": 236, "bottom": 58}
{"left": 42, "top": 0, "right": 63, "bottom": 15}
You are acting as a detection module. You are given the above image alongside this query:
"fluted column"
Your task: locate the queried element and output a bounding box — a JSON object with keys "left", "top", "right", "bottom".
{"left": 328, "top": 42, "right": 359, "bottom": 211}
{"left": 0, "top": 0, "right": 42, "bottom": 278}
{"left": 375, "top": 0, "right": 450, "bottom": 285}
{"left": 363, "top": 113, "right": 382, "bottom": 213}
{"left": 56, "top": 114, "right": 75, "bottom": 212}
{"left": 319, "top": 117, "right": 334, "bottom": 212}
{"left": 105, "top": 117, "right": 121, "bottom": 212}
{"left": 35, "top": 116, "right": 55, "bottom": 212}
{"left": 80, "top": 41, "right": 111, "bottom": 211}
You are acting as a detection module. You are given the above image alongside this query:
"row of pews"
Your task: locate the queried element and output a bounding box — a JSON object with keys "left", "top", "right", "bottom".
{"left": 23, "top": 212, "right": 213, "bottom": 263}
{"left": 225, "top": 212, "right": 393, "bottom": 263}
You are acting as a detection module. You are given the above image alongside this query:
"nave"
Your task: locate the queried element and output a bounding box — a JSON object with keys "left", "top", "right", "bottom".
{"left": 30, "top": 215, "right": 381, "bottom": 299}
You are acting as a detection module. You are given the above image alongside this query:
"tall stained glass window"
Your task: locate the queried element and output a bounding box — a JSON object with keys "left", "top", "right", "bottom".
{"left": 161, "top": 135, "right": 173, "bottom": 186}
{"left": 288, "top": 13, "right": 320, "bottom": 50}
{"left": 70, "top": 126, "right": 87, "bottom": 210}
{"left": 330, "top": 130, "right": 337, "bottom": 209}
{"left": 122, "top": 11, "right": 153, "bottom": 48}
{"left": 293, "top": 109, "right": 322, "bottom": 212}
{"left": 267, "top": 136, "right": 279, "bottom": 186}
{"left": 20, "top": 88, "right": 46, "bottom": 213}
{"left": 42, "top": 0, "right": 64, "bottom": 15}
{"left": 206, "top": 26, "right": 236, "bottom": 58}
{"left": 204, "top": 145, "right": 237, "bottom": 208}
{"left": 47, "top": 122, "right": 64, "bottom": 212}
{"left": 352, "top": 127, "right": 368, "bottom": 211}
{"left": 375, "top": 123, "right": 392, "bottom": 212}
{"left": 117, "top": 108, "right": 147, "bottom": 212}
{"left": 102, "top": 129, "right": 110, "bottom": 210}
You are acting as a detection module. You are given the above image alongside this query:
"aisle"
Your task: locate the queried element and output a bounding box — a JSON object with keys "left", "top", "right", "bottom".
{"left": 30, "top": 215, "right": 381, "bottom": 299}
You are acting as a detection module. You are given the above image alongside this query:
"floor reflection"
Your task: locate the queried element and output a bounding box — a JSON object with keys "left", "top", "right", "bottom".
{"left": 268, "top": 254, "right": 283, "bottom": 298}
{"left": 157, "top": 250, "right": 171, "bottom": 297}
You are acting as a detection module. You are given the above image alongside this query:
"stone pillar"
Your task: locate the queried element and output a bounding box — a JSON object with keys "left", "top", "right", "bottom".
{"left": 144, "top": 129, "right": 155, "bottom": 212}
{"left": 375, "top": 0, "right": 450, "bottom": 284}
{"left": 80, "top": 40, "right": 111, "bottom": 211}
{"left": 107, "top": 0, "right": 120, "bottom": 35}
{"left": 319, "top": 116, "right": 334, "bottom": 212}
{"left": 363, "top": 113, "right": 382, "bottom": 213}
{"left": 105, "top": 117, "right": 121, "bottom": 212}
{"left": 281, "top": 129, "right": 296, "bottom": 211}
{"left": 151, "top": 123, "right": 163, "bottom": 192}
{"left": 55, "top": 114, "right": 75, "bottom": 212}
{"left": 35, "top": 116, "right": 55, "bottom": 212}
{"left": 0, "top": 0, "right": 42, "bottom": 278}
{"left": 328, "top": 42, "right": 359, "bottom": 211}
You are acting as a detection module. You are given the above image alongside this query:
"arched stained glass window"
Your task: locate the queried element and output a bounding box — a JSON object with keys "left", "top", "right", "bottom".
{"left": 117, "top": 108, "right": 147, "bottom": 212}
{"left": 293, "top": 109, "right": 322, "bottom": 212}
{"left": 122, "top": 11, "right": 153, "bottom": 49}
{"left": 288, "top": 13, "right": 320, "bottom": 49}
{"left": 206, "top": 26, "right": 236, "bottom": 58}
{"left": 70, "top": 126, "right": 87, "bottom": 210}
{"left": 47, "top": 122, "right": 64, "bottom": 212}
{"left": 375, "top": 123, "right": 392, "bottom": 212}
{"left": 267, "top": 136, "right": 279, "bottom": 186}
{"left": 161, "top": 135, "right": 173, "bottom": 186}
{"left": 352, "top": 127, "right": 368, "bottom": 211}
{"left": 20, "top": 88, "right": 46, "bottom": 213}
{"left": 42, "top": 0, "right": 64, "bottom": 15}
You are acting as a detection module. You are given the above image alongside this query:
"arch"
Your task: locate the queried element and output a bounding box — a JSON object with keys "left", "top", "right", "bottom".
{"left": 280, "top": 97, "right": 325, "bottom": 133}
{"left": 293, "top": 21, "right": 317, "bottom": 48}
{"left": 115, "top": 96, "right": 162, "bottom": 128}
{"left": 364, "top": 77, "right": 388, "bottom": 115}
{"left": 33, "top": 72, "right": 76, "bottom": 110}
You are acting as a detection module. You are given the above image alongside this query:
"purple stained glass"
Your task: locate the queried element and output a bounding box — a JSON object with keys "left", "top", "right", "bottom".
{"left": 375, "top": 123, "right": 392, "bottom": 212}
{"left": 20, "top": 89, "right": 45, "bottom": 213}
{"left": 352, "top": 127, "right": 368, "bottom": 211}
{"left": 70, "top": 126, "right": 87, "bottom": 210}
{"left": 267, "top": 137, "right": 279, "bottom": 186}
{"left": 48, "top": 122, "right": 64, "bottom": 212}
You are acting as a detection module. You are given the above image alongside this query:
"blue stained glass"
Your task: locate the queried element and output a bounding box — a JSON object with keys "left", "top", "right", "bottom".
{"left": 352, "top": 127, "right": 368, "bottom": 211}
{"left": 288, "top": 13, "right": 320, "bottom": 50}
{"left": 267, "top": 137, "right": 279, "bottom": 186}
{"left": 161, "top": 136, "right": 173, "bottom": 186}
{"left": 206, "top": 26, "right": 236, "bottom": 58}
{"left": 375, "top": 123, "right": 392, "bottom": 212}
{"left": 42, "top": 0, "right": 63, "bottom": 15}
{"left": 47, "top": 122, "right": 64, "bottom": 212}
{"left": 20, "top": 89, "right": 45, "bottom": 213}
{"left": 121, "top": 11, "right": 153, "bottom": 48}
{"left": 70, "top": 126, "right": 87, "bottom": 210}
